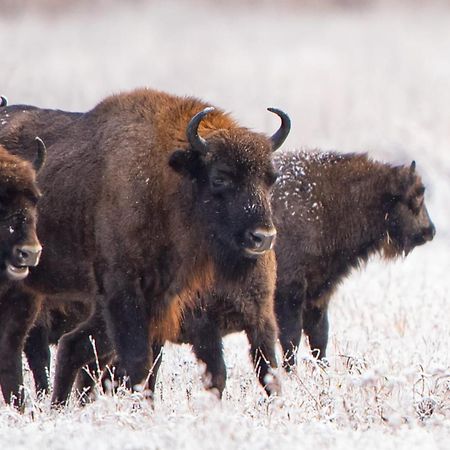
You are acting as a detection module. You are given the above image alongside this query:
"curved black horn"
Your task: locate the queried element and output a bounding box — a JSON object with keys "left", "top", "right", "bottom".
{"left": 33, "top": 137, "right": 47, "bottom": 173}
{"left": 186, "top": 107, "right": 215, "bottom": 154}
{"left": 0, "top": 96, "right": 7, "bottom": 107}
{"left": 267, "top": 107, "right": 291, "bottom": 151}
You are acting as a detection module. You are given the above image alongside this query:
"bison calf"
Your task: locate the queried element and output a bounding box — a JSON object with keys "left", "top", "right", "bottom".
{"left": 273, "top": 150, "right": 435, "bottom": 368}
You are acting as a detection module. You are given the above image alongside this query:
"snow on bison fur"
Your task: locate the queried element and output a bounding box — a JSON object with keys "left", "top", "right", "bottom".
{"left": 0, "top": 88, "right": 290, "bottom": 406}
{"left": 0, "top": 138, "right": 46, "bottom": 406}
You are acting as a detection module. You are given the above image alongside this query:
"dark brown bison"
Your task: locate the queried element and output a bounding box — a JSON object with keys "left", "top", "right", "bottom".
{"left": 272, "top": 150, "right": 435, "bottom": 369}
{"left": 0, "top": 138, "right": 46, "bottom": 405}
{"left": 0, "top": 88, "right": 290, "bottom": 406}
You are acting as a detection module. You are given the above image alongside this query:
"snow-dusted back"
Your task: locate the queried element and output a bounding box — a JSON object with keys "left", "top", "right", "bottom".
{"left": 0, "top": 2, "right": 448, "bottom": 449}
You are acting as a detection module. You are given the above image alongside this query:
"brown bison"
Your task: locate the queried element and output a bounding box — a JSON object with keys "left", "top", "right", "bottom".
{"left": 0, "top": 138, "right": 46, "bottom": 405}
{"left": 23, "top": 148, "right": 435, "bottom": 400}
{"left": 272, "top": 150, "right": 435, "bottom": 369}
{"left": 0, "top": 88, "right": 290, "bottom": 405}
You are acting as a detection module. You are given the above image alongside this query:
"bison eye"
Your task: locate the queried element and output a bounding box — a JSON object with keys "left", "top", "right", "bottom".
{"left": 409, "top": 199, "right": 423, "bottom": 215}
{"left": 210, "top": 175, "right": 232, "bottom": 193}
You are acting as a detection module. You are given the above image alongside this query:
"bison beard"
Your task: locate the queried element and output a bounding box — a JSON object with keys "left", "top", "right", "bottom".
{"left": 0, "top": 88, "right": 290, "bottom": 406}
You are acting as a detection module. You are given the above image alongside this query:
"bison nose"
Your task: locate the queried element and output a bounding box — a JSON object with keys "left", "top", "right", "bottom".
{"left": 13, "top": 244, "right": 42, "bottom": 267}
{"left": 423, "top": 223, "right": 436, "bottom": 241}
{"left": 245, "top": 228, "right": 277, "bottom": 254}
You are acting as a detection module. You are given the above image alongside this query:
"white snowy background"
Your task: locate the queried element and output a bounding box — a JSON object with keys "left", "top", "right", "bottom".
{"left": 0, "top": 1, "right": 449, "bottom": 449}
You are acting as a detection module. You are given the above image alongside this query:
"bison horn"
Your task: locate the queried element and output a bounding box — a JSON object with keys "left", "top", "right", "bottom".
{"left": 267, "top": 108, "right": 291, "bottom": 151}
{"left": 0, "top": 96, "right": 7, "bottom": 107}
{"left": 410, "top": 160, "right": 416, "bottom": 173}
{"left": 33, "top": 137, "right": 47, "bottom": 173}
{"left": 187, "top": 107, "right": 215, "bottom": 154}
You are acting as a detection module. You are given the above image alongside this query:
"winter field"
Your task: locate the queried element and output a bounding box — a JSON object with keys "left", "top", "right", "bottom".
{"left": 0, "top": 1, "right": 449, "bottom": 449}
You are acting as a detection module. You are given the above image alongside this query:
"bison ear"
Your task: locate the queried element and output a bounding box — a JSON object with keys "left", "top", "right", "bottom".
{"left": 168, "top": 149, "right": 201, "bottom": 177}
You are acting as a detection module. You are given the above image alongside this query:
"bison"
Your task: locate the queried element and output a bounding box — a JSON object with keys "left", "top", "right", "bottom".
{"left": 272, "top": 150, "right": 435, "bottom": 369}
{"left": 0, "top": 138, "right": 46, "bottom": 405}
{"left": 0, "top": 88, "right": 290, "bottom": 406}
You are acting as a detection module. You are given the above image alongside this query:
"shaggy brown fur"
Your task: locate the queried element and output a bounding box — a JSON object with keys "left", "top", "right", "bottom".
{"left": 26, "top": 251, "right": 279, "bottom": 399}
{"left": 0, "top": 142, "right": 44, "bottom": 406}
{"left": 0, "top": 88, "right": 289, "bottom": 406}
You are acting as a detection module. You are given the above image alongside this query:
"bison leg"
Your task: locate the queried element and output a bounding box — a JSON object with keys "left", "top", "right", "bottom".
{"left": 23, "top": 324, "right": 51, "bottom": 395}
{"left": 0, "top": 289, "right": 41, "bottom": 407}
{"left": 51, "top": 310, "right": 112, "bottom": 406}
{"left": 75, "top": 353, "right": 113, "bottom": 404}
{"left": 189, "top": 319, "right": 227, "bottom": 398}
{"left": 275, "top": 286, "right": 305, "bottom": 372}
{"left": 302, "top": 304, "right": 329, "bottom": 361}
{"left": 245, "top": 316, "right": 280, "bottom": 397}
{"left": 103, "top": 276, "right": 151, "bottom": 391}
{"left": 148, "top": 343, "right": 163, "bottom": 395}
{"left": 75, "top": 342, "right": 162, "bottom": 402}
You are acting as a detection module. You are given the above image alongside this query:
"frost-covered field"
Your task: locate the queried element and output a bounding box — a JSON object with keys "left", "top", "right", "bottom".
{"left": 0, "top": 1, "right": 449, "bottom": 449}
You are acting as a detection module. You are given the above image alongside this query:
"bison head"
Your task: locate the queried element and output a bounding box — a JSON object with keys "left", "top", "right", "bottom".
{"left": 383, "top": 161, "right": 435, "bottom": 257}
{"left": 169, "top": 107, "right": 290, "bottom": 272}
{"left": 0, "top": 138, "right": 46, "bottom": 281}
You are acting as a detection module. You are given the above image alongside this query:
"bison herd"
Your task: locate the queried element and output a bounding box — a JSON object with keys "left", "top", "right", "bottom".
{"left": 0, "top": 88, "right": 435, "bottom": 409}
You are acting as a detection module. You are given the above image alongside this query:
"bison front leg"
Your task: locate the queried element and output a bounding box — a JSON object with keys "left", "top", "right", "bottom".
{"left": 74, "top": 352, "right": 115, "bottom": 404}
{"left": 302, "top": 303, "right": 329, "bottom": 361}
{"left": 148, "top": 343, "right": 163, "bottom": 395}
{"left": 275, "top": 284, "right": 305, "bottom": 372}
{"left": 245, "top": 316, "right": 280, "bottom": 397}
{"left": 52, "top": 309, "right": 112, "bottom": 406}
{"left": 0, "top": 289, "right": 41, "bottom": 408}
{"left": 24, "top": 324, "right": 51, "bottom": 395}
{"left": 189, "top": 319, "right": 227, "bottom": 398}
{"left": 103, "top": 274, "right": 151, "bottom": 392}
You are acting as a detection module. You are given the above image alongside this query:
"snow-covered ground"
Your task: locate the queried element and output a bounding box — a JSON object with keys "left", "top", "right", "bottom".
{"left": 0, "top": 2, "right": 449, "bottom": 448}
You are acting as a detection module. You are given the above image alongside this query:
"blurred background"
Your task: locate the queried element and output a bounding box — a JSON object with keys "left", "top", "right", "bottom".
{"left": 1, "top": 0, "right": 449, "bottom": 234}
